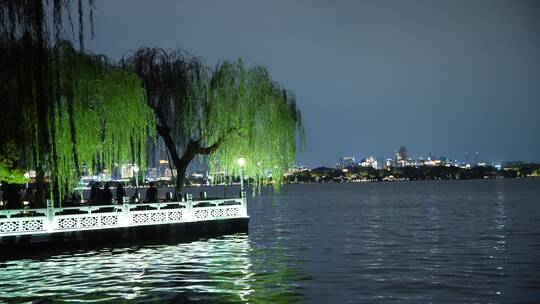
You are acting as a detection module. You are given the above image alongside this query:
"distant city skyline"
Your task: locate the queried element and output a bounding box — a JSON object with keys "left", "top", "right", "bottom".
{"left": 325, "top": 148, "right": 532, "bottom": 168}
{"left": 87, "top": 0, "right": 540, "bottom": 167}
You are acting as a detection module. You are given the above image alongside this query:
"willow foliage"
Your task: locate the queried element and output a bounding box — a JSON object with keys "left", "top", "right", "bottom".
{"left": 0, "top": 142, "right": 26, "bottom": 184}
{"left": 206, "top": 60, "right": 304, "bottom": 191}
{"left": 126, "top": 48, "right": 207, "bottom": 146}
{"left": 51, "top": 45, "right": 154, "bottom": 200}
{"left": 127, "top": 48, "right": 303, "bottom": 193}
{"left": 0, "top": 40, "right": 154, "bottom": 201}
{"left": 0, "top": 0, "right": 102, "bottom": 200}
{"left": 0, "top": 0, "right": 95, "bottom": 49}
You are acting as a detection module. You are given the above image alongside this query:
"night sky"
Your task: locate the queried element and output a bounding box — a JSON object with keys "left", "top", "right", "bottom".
{"left": 87, "top": 0, "right": 540, "bottom": 167}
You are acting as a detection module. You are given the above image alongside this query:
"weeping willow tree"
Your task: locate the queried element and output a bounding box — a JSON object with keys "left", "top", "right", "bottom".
{"left": 0, "top": 1, "right": 154, "bottom": 205}
{"left": 0, "top": 0, "right": 94, "bottom": 202}
{"left": 0, "top": 40, "right": 154, "bottom": 204}
{"left": 125, "top": 48, "right": 211, "bottom": 195}
{"left": 127, "top": 47, "right": 303, "bottom": 195}
{"left": 206, "top": 61, "right": 304, "bottom": 191}
{"left": 50, "top": 44, "right": 154, "bottom": 201}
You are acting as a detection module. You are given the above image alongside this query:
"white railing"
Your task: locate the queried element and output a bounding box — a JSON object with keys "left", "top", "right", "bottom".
{"left": 0, "top": 197, "right": 247, "bottom": 237}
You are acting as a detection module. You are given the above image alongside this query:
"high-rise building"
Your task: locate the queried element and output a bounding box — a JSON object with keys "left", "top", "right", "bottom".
{"left": 384, "top": 159, "right": 395, "bottom": 168}
{"left": 395, "top": 146, "right": 407, "bottom": 167}
{"left": 360, "top": 156, "right": 378, "bottom": 169}
{"left": 337, "top": 156, "right": 357, "bottom": 169}
{"left": 376, "top": 157, "right": 385, "bottom": 170}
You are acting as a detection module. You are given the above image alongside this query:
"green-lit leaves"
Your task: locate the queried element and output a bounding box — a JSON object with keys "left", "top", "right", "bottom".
{"left": 125, "top": 48, "right": 303, "bottom": 193}
{"left": 207, "top": 60, "right": 303, "bottom": 191}
{"left": 0, "top": 142, "right": 27, "bottom": 184}
{"left": 51, "top": 45, "right": 155, "bottom": 200}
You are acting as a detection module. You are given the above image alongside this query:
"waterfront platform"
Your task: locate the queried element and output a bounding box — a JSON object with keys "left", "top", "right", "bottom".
{"left": 0, "top": 196, "right": 249, "bottom": 251}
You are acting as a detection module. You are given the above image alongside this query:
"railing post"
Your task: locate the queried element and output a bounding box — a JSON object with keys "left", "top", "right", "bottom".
{"left": 186, "top": 194, "right": 194, "bottom": 221}
{"left": 46, "top": 199, "right": 54, "bottom": 231}
{"left": 241, "top": 195, "right": 248, "bottom": 217}
{"left": 120, "top": 196, "right": 130, "bottom": 226}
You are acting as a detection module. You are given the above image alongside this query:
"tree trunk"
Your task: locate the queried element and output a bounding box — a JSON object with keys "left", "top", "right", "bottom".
{"left": 33, "top": 1, "right": 52, "bottom": 210}
{"left": 157, "top": 123, "right": 225, "bottom": 199}
{"left": 175, "top": 162, "right": 188, "bottom": 198}
{"left": 34, "top": 170, "right": 47, "bottom": 208}
{"left": 156, "top": 123, "right": 182, "bottom": 198}
{"left": 152, "top": 106, "right": 229, "bottom": 200}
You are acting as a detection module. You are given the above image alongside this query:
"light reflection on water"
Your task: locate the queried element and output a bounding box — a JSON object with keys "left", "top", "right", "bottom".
{"left": 1, "top": 179, "right": 540, "bottom": 303}
{"left": 0, "top": 234, "right": 304, "bottom": 303}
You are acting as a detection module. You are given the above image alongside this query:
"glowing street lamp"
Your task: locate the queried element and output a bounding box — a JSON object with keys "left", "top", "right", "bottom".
{"left": 24, "top": 172, "right": 30, "bottom": 189}
{"left": 237, "top": 158, "right": 245, "bottom": 197}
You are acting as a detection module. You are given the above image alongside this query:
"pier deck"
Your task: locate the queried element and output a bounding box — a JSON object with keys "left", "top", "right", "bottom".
{"left": 0, "top": 196, "right": 248, "bottom": 247}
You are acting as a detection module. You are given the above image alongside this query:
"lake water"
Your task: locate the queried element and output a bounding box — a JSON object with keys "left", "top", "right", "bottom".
{"left": 1, "top": 179, "right": 539, "bottom": 303}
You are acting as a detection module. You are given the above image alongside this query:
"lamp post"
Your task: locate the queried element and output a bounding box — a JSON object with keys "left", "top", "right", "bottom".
{"left": 237, "top": 158, "right": 245, "bottom": 197}
{"left": 133, "top": 165, "right": 140, "bottom": 190}
{"left": 257, "top": 162, "right": 262, "bottom": 195}
{"left": 24, "top": 172, "right": 30, "bottom": 189}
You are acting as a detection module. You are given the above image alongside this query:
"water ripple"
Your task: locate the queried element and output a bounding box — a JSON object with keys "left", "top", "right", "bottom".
{"left": 1, "top": 180, "right": 540, "bottom": 303}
